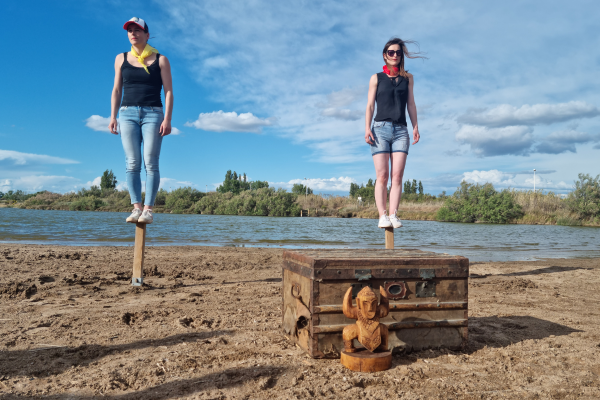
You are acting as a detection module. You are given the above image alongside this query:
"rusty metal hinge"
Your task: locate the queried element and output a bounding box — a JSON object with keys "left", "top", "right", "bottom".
{"left": 355, "top": 269, "right": 372, "bottom": 281}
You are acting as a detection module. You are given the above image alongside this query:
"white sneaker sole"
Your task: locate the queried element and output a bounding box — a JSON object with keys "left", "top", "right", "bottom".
{"left": 378, "top": 221, "right": 393, "bottom": 228}
{"left": 126, "top": 216, "right": 141, "bottom": 223}
{"left": 390, "top": 220, "right": 403, "bottom": 228}
{"left": 137, "top": 218, "right": 153, "bottom": 224}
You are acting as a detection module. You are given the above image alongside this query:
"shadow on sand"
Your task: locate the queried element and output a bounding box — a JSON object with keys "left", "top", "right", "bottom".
{"left": 0, "top": 330, "right": 233, "bottom": 379}
{"left": 470, "top": 264, "right": 593, "bottom": 279}
{"left": 1, "top": 365, "right": 286, "bottom": 400}
{"left": 466, "top": 315, "right": 582, "bottom": 352}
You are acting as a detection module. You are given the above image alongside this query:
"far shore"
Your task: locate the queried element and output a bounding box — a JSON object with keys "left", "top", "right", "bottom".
{"left": 2, "top": 204, "right": 600, "bottom": 228}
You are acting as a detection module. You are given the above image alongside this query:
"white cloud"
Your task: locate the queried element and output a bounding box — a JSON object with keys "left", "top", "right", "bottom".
{"left": 85, "top": 115, "right": 111, "bottom": 132}
{"left": 185, "top": 111, "right": 275, "bottom": 133}
{"left": 116, "top": 181, "right": 129, "bottom": 191}
{"left": 456, "top": 169, "right": 572, "bottom": 192}
{"left": 461, "top": 170, "right": 517, "bottom": 186}
{"left": 534, "top": 130, "right": 600, "bottom": 154}
{"left": 0, "top": 149, "right": 78, "bottom": 167}
{"left": 272, "top": 176, "right": 355, "bottom": 192}
{"left": 0, "top": 175, "right": 82, "bottom": 193}
{"left": 523, "top": 176, "right": 571, "bottom": 190}
{"left": 317, "top": 88, "right": 365, "bottom": 120}
{"left": 455, "top": 125, "right": 535, "bottom": 157}
{"left": 203, "top": 56, "right": 229, "bottom": 69}
{"left": 159, "top": 177, "right": 196, "bottom": 190}
{"left": 85, "top": 115, "right": 181, "bottom": 136}
{"left": 85, "top": 176, "right": 102, "bottom": 188}
{"left": 457, "top": 101, "right": 600, "bottom": 128}
{"left": 320, "top": 108, "right": 363, "bottom": 121}
{"left": 321, "top": 88, "right": 365, "bottom": 108}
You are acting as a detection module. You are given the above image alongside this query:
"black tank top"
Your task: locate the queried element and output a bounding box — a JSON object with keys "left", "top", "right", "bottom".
{"left": 374, "top": 72, "right": 408, "bottom": 126}
{"left": 121, "top": 52, "right": 163, "bottom": 107}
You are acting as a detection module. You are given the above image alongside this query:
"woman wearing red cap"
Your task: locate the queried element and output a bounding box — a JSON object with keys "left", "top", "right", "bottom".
{"left": 108, "top": 17, "right": 173, "bottom": 224}
{"left": 364, "top": 38, "right": 424, "bottom": 229}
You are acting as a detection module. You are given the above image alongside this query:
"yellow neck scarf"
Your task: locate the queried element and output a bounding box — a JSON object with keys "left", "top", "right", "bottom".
{"left": 131, "top": 44, "right": 159, "bottom": 74}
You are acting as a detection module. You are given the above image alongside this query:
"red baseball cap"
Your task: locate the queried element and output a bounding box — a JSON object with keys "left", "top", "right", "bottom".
{"left": 123, "top": 17, "right": 149, "bottom": 33}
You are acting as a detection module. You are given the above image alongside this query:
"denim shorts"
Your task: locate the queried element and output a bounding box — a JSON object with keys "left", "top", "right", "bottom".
{"left": 370, "top": 121, "right": 410, "bottom": 156}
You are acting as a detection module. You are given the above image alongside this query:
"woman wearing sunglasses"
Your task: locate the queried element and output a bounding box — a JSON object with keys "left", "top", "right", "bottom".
{"left": 365, "top": 37, "right": 424, "bottom": 229}
{"left": 108, "top": 17, "right": 174, "bottom": 224}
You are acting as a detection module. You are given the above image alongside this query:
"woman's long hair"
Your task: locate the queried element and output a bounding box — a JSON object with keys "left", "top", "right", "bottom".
{"left": 382, "top": 37, "right": 427, "bottom": 78}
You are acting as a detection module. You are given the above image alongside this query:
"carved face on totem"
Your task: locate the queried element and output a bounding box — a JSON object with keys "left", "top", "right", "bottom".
{"left": 357, "top": 287, "right": 378, "bottom": 319}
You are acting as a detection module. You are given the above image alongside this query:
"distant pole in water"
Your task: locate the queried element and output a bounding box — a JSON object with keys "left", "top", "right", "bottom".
{"left": 533, "top": 169, "right": 536, "bottom": 192}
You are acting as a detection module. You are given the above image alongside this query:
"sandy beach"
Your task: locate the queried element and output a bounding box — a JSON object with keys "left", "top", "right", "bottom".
{"left": 0, "top": 244, "right": 599, "bottom": 399}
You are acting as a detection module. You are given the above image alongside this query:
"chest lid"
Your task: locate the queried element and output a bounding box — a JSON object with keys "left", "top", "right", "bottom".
{"left": 283, "top": 249, "right": 469, "bottom": 280}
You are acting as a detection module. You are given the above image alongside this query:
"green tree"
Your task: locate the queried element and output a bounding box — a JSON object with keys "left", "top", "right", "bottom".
{"left": 218, "top": 170, "right": 266, "bottom": 194}
{"left": 250, "top": 180, "right": 269, "bottom": 190}
{"left": 411, "top": 179, "right": 417, "bottom": 194}
{"left": 100, "top": 169, "right": 117, "bottom": 190}
{"left": 418, "top": 181, "right": 423, "bottom": 195}
{"left": 292, "top": 184, "right": 313, "bottom": 195}
{"left": 349, "top": 183, "right": 360, "bottom": 197}
{"left": 566, "top": 173, "right": 600, "bottom": 219}
{"left": 367, "top": 179, "right": 374, "bottom": 188}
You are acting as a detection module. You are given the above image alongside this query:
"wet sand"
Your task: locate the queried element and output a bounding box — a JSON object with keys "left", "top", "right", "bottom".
{"left": 0, "top": 244, "right": 599, "bottom": 399}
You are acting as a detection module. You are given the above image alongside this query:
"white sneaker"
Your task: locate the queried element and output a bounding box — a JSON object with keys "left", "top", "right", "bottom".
{"left": 378, "top": 212, "right": 392, "bottom": 228}
{"left": 126, "top": 208, "right": 142, "bottom": 223}
{"left": 138, "top": 209, "right": 153, "bottom": 224}
{"left": 389, "top": 210, "right": 403, "bottom": 228}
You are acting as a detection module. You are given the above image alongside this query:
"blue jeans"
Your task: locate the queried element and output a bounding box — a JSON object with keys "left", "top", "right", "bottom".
{"left": 119, "top": 106, "right": 164, "bottom": 206}
{"left": 370, "top": 121, "right": 410, "bottom": 156}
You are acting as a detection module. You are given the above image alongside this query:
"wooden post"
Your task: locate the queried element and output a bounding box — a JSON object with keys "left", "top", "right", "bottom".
{"left": 132, "top": 222, "right": 146, "bottom": 286}
{"left": 385, "top": 227, "right": 394, "bottom": 249}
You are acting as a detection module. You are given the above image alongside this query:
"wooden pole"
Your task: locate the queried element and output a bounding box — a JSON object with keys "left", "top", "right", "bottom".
{"left": 385, "top": 227, "right": 394, "bottom": 249}
{"left": 132, "top": 222, "right": 146, "bottom": 286}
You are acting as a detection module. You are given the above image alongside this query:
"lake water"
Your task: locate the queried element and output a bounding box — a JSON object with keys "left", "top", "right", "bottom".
{"left": 1, "top": 208, "right": 598, "bottom": 262}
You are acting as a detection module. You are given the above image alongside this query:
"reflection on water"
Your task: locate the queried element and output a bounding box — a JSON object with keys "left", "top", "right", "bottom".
{"left": 1, "top": 208, "right": 599, "bottom": 262}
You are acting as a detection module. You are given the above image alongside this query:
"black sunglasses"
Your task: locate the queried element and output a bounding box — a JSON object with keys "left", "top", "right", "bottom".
{"left": 386, "top": 50, "right": 403, "bottom": 57}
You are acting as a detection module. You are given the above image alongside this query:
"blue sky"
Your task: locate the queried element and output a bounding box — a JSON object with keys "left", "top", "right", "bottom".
{"left": 1, "top": 0, "right": 599, "bottom": 195}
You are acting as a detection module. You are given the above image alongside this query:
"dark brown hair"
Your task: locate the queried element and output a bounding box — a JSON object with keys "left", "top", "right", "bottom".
{"left": 382, "top": 37, "right": 427, "bottom": 78}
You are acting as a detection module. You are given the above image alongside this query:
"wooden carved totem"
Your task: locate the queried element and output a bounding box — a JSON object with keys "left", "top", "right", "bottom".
{"left": 342, "top": 286, "right": 390, "bottom": 353}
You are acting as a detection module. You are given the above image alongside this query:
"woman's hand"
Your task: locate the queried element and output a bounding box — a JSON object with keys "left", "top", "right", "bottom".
{"left": 365, "top": 129, "right": 375, "bottom": 144}
{"left": 412, "top": 126, "right": 420, "bottom": 145}
{"left": 160, "top": 119, "right": 172, "bottom": 136}
{"left": 108, "top": 117, "right": 119, "bottom": 135}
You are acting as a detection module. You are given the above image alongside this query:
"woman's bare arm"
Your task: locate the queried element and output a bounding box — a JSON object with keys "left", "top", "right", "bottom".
{"left": 109, "top": 54, "right": 124, "bottom": 135}
{"left": 406, "top": 73, "right": 420, "bottom": 145}
{"left": 365, "top": 74, "right": 378, "bottom": 144}
{"left": 159, "top": 55, "right": 173, "bottom": 136}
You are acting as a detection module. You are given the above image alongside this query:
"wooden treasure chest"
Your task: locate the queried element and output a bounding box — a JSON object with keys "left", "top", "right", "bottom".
{"left": 282, "top": 249, "right": 469, "bottom": 358}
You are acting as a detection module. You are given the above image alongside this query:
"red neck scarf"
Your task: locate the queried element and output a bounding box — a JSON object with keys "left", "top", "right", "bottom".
{"left": 383, "top": 65, "right": 399, "bottom": 76}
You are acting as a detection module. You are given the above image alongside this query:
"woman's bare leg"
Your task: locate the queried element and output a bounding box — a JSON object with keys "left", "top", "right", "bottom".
{"left": 373, "top": 153, "right": 390, "bottom": 217}
{"left": 389, "top": 152, "right": 408, "bottom": 214}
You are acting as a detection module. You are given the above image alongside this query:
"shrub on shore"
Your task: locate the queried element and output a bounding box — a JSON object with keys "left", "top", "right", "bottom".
{"left": 195, "top": 188, "right": 300, "bottom": 217}
{"left": 566, "top": 173, "right": 600, "bottom": 220}
{"left": 437, "top": 182, "right": 524, "bottom": 223}
{"left": 165, "top": 187, "right": 204, "bottom": 213}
